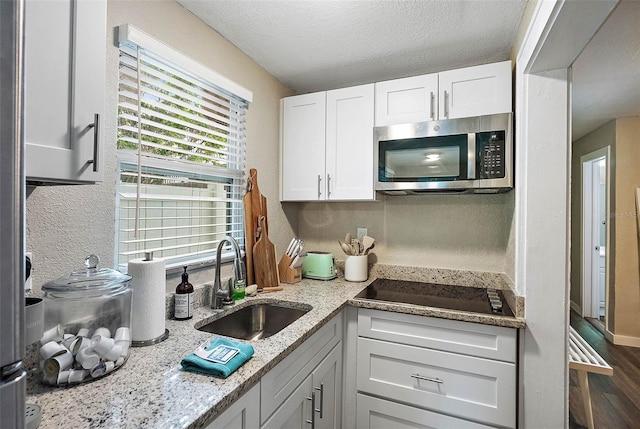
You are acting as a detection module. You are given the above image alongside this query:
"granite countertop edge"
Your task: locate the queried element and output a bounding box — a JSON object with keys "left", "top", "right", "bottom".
{"left": 26, "top": 268, "right": 525, "bottom": 429}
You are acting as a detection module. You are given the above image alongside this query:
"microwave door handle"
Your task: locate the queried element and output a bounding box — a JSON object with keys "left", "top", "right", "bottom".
{"left": 468, "top": 133, "right": 476, "bottom": 180}
{"left": 444, "top": 90, "right": 449, "bottom": 118}
{"left": 429, "top": 92, "right": 435, "bottom": 120}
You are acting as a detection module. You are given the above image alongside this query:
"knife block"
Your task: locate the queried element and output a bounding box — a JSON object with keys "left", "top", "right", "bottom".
{"left": 278, "top": 255, "right": 302, "bottom": 284}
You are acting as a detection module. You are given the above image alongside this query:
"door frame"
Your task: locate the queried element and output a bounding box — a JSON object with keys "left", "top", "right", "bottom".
{"left": 514, "top": 0, "right": 617, "bottom": 426}
{"left": 580, "top": 147, "right": 610, "bottom": 327}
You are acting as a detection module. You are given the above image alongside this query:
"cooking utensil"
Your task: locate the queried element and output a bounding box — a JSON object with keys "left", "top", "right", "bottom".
{"left": 250, "top": 169, "right": 263, "bottom": 230}
{"left": 290, "top": 253, "right": 306, "bottom": 268}
{"left": 285, "top": 238, "right": 297, "bottom": 257}
{"left": 293, "top": 239, "right": 304, "bottom": 257}
{"left": 261, "top": 194, "right": 269, "bottom": 235}
{"left": 245, "top": 168, "right": 269, "bottom": 283}
{"left": 253, "top": 216, "right": 279, "bottom": 289}
{"left": 339, "top": 240, "right": 351, "bottom": 256}
{"left": 362, "top": 235, "right": 375, "bottom": 255}
{"left": 345, "top": 233, "right": 352, "bottom": 249}
{"left": 351, "top": 239, "right": 362, "bottom": 256}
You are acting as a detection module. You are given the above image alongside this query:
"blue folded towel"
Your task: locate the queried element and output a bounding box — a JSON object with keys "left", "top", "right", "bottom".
{"left": 181, "top": 337, "right": 254, "bottom": 378}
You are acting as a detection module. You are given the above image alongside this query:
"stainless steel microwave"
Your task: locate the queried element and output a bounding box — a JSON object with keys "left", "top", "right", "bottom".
{"left": 374, "top": 113, "right": 513, "bottom": 195}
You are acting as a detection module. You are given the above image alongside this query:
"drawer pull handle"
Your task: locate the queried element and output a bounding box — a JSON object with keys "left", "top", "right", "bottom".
{"left": 314, "top": 383, "right": 324, "bottom": 418}
{"left": 317, "top": 175, "right": 322, "bottom": 199}
{"left": 411, "top": 373, "right": 444, "bottom": 384}
{"left": 87, "top": 113, "right": 99, "bottom": 172}
{"left": 306, "top": 392, "right": 316, "bottom": 428}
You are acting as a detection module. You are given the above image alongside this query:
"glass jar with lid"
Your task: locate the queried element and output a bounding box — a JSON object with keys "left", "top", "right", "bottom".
{"left": 39, "top": 255, "right": 133, "bottom": 386}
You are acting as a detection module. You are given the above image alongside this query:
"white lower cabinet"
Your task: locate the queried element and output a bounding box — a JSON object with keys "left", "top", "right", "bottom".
{"left": 205, "top": 383, "right": 260, "bottom": 429}
{"left": 310, "top": 342, "right": 342, "bottom": 429}
{"left": 206, "top": 312, "right": 342, "bottom": 429}
{"left": 263, "top": 343, "right": 342, "bottom": 429}
{"left": 354, "top": 308, "right": 517, "bottom": 429}
{"left": 357, "top": 393, "right": 494, "bottom": 429}
{"left": 261, "top": 312, "right": 343, "bottom": 428}
{"left": 207, "top": 308, "right": 517, "bottom": 429}
{"left": 262, "top": 375, "right": 314, "bottom": 429}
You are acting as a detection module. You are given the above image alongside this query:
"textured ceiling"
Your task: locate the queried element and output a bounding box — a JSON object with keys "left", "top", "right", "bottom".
{"left": 177, "top": 0, "right": 639, "bottom": 140}
{"left": 177, "top": 0, "right": 528, "bottom": 93}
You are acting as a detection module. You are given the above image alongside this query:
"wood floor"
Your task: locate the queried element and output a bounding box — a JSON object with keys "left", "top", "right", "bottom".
{"left": 569, "top": 312, "right": 640, "bottom": 428}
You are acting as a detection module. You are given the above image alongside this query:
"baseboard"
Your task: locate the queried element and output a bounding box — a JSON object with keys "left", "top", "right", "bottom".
{"left": 604, "top": 329, "right": 615, "bottom": 344}
{"left": 570, "top": 300, "right": 582, "bottom": 315}
{"left": 611, "top": 332, "right": 640, "bottom": 348}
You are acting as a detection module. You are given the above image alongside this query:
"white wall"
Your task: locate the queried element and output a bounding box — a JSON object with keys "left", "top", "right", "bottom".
{"left": 25, "top": 0, "right": 294, "bottom": 292}
{"left": 513, "top": 1, "right": 617, "bottom": 427}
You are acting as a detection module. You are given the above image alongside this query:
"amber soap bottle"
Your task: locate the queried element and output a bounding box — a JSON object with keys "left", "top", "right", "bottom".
{"left": 174, "top": 266, "right": 194, "bottom": 320}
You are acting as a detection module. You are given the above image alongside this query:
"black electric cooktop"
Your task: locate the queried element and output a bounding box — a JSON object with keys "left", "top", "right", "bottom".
{"left": 355, "top": 278, "right": 514, "bottom": 317}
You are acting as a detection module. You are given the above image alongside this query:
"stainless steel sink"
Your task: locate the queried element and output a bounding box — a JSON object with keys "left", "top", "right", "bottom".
{"left": 195, "top": 301, "right": 312, "bottom": 341}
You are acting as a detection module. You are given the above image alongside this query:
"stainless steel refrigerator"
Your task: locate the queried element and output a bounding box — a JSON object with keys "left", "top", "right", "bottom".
{"left": 0, "top": 0, "right": 26, "bottom": 427}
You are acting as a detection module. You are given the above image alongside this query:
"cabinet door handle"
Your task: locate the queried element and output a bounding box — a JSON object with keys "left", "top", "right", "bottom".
{"left": 306, "top": 392, "right": 316, "bottom": 428}
{"left": 87, "top": 113, "right": 99, "bottom": 172}
{"left": 314, "top": 383, "right": 324, "bottom": 418}
{"left": 444, "top": 90, "right": 449, "bottom": 118}
{"left": 429, "top": 91, "right": 435, "bottom": 120}
{"left": 327, "top": 174, "right": 331, "bottom": 198}
{"left": 411, "top": 373, "right": 444, "bottom": 384}
{"left": 317, "top": 175, "right": 322, "bottom": 199}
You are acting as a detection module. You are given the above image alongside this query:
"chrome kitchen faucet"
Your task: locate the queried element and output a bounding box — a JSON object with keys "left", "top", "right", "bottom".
{"left": 212, "top": 236, "right": 245, "bottom": 309}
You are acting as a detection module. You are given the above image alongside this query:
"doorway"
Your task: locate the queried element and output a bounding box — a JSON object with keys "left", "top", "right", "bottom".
{"left": 581, "top": 147, "right": 609, "bottom": 332}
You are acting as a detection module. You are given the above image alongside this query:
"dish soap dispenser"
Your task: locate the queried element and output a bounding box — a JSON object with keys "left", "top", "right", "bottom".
{"left": 232, "top": 258, "right": 246, "bottom": 300}
{"left": 174, "top": 266, "right": 194, "bottom": 320}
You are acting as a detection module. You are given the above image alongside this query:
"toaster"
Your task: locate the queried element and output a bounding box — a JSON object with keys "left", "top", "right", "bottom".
{"left": 301, "top": 251, "right": 337, "bottom": 280}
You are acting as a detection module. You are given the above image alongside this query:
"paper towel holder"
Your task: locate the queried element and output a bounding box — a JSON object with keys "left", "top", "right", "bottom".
{"left": 131, "top": 329, "right": 169, "bottom": 347}
{"left": 130, "top": 251, "right": 170, "bottom": 347}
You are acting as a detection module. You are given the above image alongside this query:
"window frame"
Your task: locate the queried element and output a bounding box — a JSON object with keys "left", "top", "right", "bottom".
{"left": 115, "top": 24, "right": 252, "bottom": 273}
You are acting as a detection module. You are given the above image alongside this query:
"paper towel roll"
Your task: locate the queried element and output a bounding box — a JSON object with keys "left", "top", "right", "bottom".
{"left": 128, "top": 256, "right": 166, "bottom": 342}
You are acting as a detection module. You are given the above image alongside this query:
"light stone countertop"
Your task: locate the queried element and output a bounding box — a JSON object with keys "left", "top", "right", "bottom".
{"left": 26, "top": 268, "right": 525, "bottom": 429}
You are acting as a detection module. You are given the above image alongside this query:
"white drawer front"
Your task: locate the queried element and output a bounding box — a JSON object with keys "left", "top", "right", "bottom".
{"left": 358, "top": 308, "right": 516, "bottom": 362}
{"left": 357, "top": 337, "right": 516, "bottom": 428}
{"left": 356, "top": 393, "right": 495, "bottom": 429}
{"left": 261, "top": 312, "right": 342, "bottom": 423}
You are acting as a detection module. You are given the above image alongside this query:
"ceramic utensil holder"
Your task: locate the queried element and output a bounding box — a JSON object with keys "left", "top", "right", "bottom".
{"left": 344, "top": 255, "right": 368, "bottom": 282}
{"left": 278, "top": 254, "right": 302, "bottom": 284}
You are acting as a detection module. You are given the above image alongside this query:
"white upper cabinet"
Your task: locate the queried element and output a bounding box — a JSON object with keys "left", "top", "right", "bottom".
{"left": 282, "top": 61, "right": 511, "bottom": 200}
{"left": 24, "top": 0, "right": 106, "bottom": 184}
{"left": 325, "top": 84, "right": 374, "bottom": 201}
{"left": 281, "top": 84, "right": 374, "bottom": 202}
{"left": 375, "top": 60, "right": 512, "bottom": 125}
{"left": 439, "top": 60, "right": 512, "bottom": 120}
{"left": 281, "top": 92, "right": 326, "bottom": 201}
{"left": 374, "top": 73, "right": 438, "bottom": 126}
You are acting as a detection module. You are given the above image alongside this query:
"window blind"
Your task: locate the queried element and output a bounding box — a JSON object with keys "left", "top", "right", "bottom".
{"left": 116, "top": 27, "right": 250, "bottom": 271}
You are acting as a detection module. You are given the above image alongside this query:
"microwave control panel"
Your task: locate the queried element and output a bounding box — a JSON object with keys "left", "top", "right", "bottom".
{"left": 477, "top": 131, "right": 505, "bottom": 179}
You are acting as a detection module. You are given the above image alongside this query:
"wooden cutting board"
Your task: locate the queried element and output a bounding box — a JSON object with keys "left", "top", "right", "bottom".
{"left": 245, "top": 168, "right": 269, "bottom": 285}
{"left": 253, "top": 216, "right": 279, "bottom": 289}
{"left": 250, "top": 168, "right": 267, "bottom": 236}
